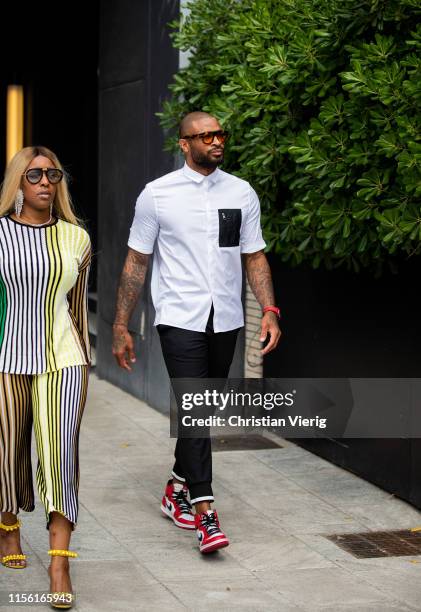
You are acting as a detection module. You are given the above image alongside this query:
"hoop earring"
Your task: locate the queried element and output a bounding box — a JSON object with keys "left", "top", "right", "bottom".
{"left": 14, "top": 189, "right": 24, "bottom": 217}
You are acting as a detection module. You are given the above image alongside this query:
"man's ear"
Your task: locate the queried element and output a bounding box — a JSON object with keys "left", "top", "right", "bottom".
{"left": 179, "top": 139, "right": 189, "bottom": 154}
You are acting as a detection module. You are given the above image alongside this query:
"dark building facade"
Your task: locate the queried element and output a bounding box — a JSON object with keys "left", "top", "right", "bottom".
{"left": 0, "top": 2, "right": 99, "bottom": 276}
{"left": 96, "top": 0, "right": 180, "bottom": 411}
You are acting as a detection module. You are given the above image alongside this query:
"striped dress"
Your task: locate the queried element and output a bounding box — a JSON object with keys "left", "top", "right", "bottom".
{"left": 0, "top": 215, "right": 91, "bottom": 374}
{"left": 0, "top": 214, "right": 91, "bottom": 525}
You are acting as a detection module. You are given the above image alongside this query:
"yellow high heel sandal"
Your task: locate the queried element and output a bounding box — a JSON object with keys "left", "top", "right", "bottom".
{"left": 0, "top": 519, "right": 27, "bottom": 569}
{"left": 48, "top": 549, "right": 78, "bottom": 610}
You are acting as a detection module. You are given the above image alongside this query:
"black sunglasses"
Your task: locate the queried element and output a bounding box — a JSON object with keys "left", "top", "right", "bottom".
{"left": 23, "top": 167, "right": 64, "bottom": 185}
{"left": 181, "top": 130, "right": 229, "bottom": 145}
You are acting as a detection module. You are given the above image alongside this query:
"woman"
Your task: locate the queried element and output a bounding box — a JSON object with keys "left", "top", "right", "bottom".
{"left": 0, "top": 146, "right": 91, "bottom": 609}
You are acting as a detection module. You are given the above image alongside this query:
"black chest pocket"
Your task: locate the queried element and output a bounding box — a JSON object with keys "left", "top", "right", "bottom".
{"left": 218, "top": 208, "right": 242, "bottom": 247}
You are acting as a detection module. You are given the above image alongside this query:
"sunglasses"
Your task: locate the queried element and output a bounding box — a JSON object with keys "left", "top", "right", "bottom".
{"left": 181, "top": 130, "right": 229, "bottom": 145}
{"left": 23, "top": 167, "right": 64, "bottom": 185}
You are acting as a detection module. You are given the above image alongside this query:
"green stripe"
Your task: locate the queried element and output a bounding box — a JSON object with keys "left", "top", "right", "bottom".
{"left": 0, "top": 273, "right": 7, "bottom": 348}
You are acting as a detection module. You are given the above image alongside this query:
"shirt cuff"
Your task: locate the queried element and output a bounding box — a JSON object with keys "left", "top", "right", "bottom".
{"left": 127, "top": 239, "right": 154, "bottom": 255}
{"left": 240, "top": 240, "right": 266, "bottom": 254}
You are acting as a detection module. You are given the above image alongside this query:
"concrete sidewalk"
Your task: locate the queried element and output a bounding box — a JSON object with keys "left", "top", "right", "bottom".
{"left": 3, "top": 373, "right": 421, "bottom": 611}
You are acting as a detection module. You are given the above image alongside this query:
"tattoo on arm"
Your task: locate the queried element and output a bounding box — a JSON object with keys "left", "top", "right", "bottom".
{"left": 243, "top": 251, "right": 275, "bottom": 308}
{"left": 114, "top": 248, "right": 150, "bottom": 326}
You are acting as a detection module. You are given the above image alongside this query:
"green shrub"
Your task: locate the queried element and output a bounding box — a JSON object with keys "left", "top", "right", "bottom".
{"left": 158, "top": 0, "right": 421, "bottom": 272}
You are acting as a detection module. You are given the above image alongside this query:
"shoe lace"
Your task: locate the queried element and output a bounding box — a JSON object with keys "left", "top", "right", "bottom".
{"left": 173, "top": 489, "right": 192, "bottom": 514}
{"left": 201, "top": 513, "right": 220, "bottom": 537}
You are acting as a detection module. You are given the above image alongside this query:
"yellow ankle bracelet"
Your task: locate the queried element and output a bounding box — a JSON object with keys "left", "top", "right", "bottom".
{"left": 0, "top": 519, "right": 21, "bottom": 532}
{"left": 48, "top": 550, "right": 78, "bottom": 558}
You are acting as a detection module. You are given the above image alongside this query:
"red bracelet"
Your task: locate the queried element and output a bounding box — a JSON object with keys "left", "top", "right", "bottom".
{"left": 262, "top": 306, "right": 281, "bottom": 319}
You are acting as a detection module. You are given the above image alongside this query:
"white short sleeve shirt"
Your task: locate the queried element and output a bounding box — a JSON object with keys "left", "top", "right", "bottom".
{"left": 128, "top": 163, "right": 266, "bottom": 332}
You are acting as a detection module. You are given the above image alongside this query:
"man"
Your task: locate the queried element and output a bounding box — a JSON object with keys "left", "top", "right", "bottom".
{"left": 112, "top": 111, "right": 281, "bottom": 554}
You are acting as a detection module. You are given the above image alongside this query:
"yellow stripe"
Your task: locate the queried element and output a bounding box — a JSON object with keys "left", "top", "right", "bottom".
{"left": 35, "top": 372, "right": 57, "bottom": 515}
{"left": 50, "top": 370, "right": 63, "bottom": 509}
{"left": 45, "top": 227, "right": 62, "bottom": 370}
{"left": 54, "top": 222, "right": 89, "bottom": 366}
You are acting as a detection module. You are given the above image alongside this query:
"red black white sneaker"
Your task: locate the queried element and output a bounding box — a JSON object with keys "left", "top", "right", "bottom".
{"left": 161, "top": 480, "right": 195, "bottom": 530}
{"left": 195, "top": 509, "right": 229, "bottom": 553}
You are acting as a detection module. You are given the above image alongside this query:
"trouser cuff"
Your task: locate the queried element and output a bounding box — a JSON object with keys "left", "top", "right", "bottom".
{"left": 171, "top": 470, "right": 186, "bottom": 482}
{"left": 189, "top": 481, "right": 214, "bottom": 504}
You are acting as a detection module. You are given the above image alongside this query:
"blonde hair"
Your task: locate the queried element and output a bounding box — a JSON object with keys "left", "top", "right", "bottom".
{"left": 0, "top": 146, "right": 81, "bottom": 225}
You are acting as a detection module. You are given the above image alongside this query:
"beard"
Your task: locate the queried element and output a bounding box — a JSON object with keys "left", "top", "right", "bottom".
{"left": 190, "top": 146, "right": 224, "bottom": 169}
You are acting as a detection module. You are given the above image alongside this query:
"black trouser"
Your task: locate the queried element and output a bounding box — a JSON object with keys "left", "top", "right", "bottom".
{"left": 157, "top": 305, "right": 239, "bottom": 503}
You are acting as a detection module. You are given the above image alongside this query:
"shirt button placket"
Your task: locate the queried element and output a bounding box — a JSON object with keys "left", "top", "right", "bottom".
{"left": 204, "top": 179, "right": 214, "bottom": 323}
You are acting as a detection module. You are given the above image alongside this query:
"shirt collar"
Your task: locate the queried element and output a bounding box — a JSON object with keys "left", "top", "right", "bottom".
{"left": 182, "top": 162, "right": 221, "bottom": 185}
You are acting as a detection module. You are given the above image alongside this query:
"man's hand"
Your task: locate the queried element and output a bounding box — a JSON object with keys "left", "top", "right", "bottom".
{"left": 112, "top": 324, "right": 136, "bottom": 371}
{"left": 260, "top": 311, "right": 282, "bottom": 355}
{"left": 242, "top": 250, "right": 282, "bottom": 356}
